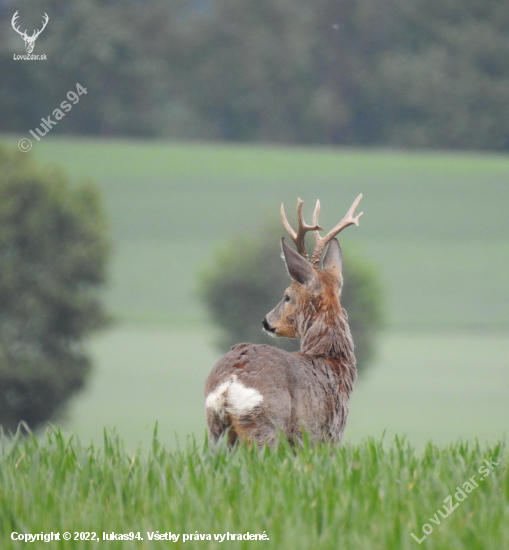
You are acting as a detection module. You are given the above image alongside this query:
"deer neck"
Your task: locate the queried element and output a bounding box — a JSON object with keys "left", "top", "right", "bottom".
{"left": 299, "top": 308, "right": 353, "bottom": 358}
{"left": 298, "top": 308, "right": 357, "bottom": 391}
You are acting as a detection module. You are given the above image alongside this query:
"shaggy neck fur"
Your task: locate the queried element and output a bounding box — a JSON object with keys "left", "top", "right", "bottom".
{"left": 298, "top": 305, "right": 357, "bottom": 396}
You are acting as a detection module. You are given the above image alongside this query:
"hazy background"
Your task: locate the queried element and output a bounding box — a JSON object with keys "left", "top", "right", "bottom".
{"left": 0, "top": 0, "right": 508, "bottom": 449}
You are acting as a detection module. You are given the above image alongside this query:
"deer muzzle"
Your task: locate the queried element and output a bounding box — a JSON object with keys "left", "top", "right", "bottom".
{"left": 262, "top": 317, "right": 276, "bottom": 334}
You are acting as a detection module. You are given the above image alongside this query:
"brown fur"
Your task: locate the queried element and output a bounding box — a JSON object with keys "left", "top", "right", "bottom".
{"left": 205, "top": 237, "right": 357, "bottom": 448}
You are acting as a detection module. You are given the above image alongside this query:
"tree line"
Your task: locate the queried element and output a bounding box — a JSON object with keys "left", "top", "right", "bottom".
{"left": 1, "top": 0, "right": 509, "bottom": 150}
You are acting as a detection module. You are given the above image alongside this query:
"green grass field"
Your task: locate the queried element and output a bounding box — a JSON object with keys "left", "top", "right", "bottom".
{"left": 1, "top": 135, "right": 507, "bottom": 450}
{"left": 24, "top": 136, "right": 509, "bottom": 330}
{"left": 0, "top": 136, "right": 508, "bottom": 547}
{"left": 1, "top": 429, "right": 507, "bottom": 550}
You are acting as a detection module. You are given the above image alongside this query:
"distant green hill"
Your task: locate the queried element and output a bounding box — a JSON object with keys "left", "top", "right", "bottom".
{"left": 5, "top": 136, "right": 509, "bottom": 330}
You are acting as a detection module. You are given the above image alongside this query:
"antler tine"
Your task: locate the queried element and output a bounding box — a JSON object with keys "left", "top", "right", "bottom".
{"left": 311, "top": 194, "right": 363, "bottom": 266}
{"left": 312, "top": 199, "right": 320, "bottom": 226}
{"left": 11, "top": 11, "right": 26, "bottom": 37}
{"left": 280, "top": 202, "right": 297, "bottom": 241}
{"left": 281, "top": 198, "right": 323, "bottom": 259}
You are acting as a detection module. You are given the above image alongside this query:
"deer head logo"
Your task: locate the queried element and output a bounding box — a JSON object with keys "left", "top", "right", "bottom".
{"left": 11, "top": 11, "right": 49, "bottom": 54}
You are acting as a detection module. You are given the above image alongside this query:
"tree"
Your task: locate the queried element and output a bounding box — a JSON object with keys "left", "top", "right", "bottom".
{"left": 0, "top": 145, "right": 110, "bottom": 433}
{"left": 199, "top": 224, "right": 383, "bottom": 375}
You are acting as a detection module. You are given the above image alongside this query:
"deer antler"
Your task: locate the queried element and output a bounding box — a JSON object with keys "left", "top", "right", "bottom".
{"left": 281, "top": 198, "right": 323, "bottom": 260}
{"left": 310, "top": 194, "right": 363, "bottom": 266}
{"left": 11, "top": 11, "right": 27, "bottom": 38}
{"left": 11, "top": 11, "right": 48, "bottom": 40}
{"left": 32, "top": 13, "right": 49, "bottom": 40}
{"left": 281, "top": 195, "right": 363, "bottom": 265}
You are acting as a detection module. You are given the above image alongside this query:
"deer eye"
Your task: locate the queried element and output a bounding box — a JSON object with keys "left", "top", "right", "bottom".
{"left": 284, "top": 294, "right": 291, "bottom": 303}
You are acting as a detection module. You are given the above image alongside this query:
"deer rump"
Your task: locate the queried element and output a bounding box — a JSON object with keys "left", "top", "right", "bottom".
{"left": 205, "top": 343, "right": 347, "bottom": 447}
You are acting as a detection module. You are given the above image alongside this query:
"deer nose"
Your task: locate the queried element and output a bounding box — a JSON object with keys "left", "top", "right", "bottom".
{"left": 262, "top": 317, "right": 275, "bottom": 333}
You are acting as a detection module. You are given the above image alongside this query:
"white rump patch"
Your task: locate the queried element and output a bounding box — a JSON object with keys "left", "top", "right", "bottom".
{"left": 205, "top": 379, "right": 232, "bottom": 417}
{"left": 206, "top": 375, "right": 263, "bottom": 418}
{"left": 227, "top": 379, "right": 264, "bottom": 416}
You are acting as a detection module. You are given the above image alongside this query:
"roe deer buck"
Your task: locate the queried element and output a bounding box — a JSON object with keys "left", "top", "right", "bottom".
{"left": 205, "top": 195, "right": 363, "bottom": 447}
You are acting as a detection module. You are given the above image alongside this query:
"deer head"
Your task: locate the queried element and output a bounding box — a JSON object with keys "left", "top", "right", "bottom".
{"left": 12, "top": 11, "right": 49, "bottom": 54}
{"left": 263, "top": 195, "right": 363, "bottom": 340}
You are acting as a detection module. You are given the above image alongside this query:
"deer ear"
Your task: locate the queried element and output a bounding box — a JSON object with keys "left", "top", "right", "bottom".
{"left": 281, "top": 237, "right": 318, "bottom": 287}
{"left": 322, "top": 238, "right": 343, "bottom": 277}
